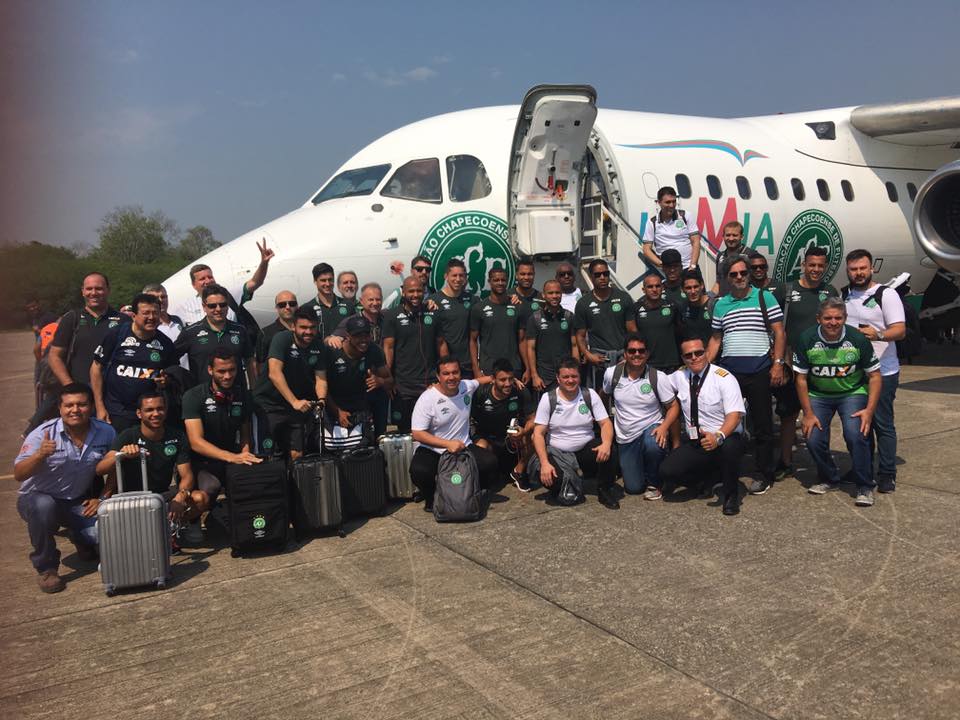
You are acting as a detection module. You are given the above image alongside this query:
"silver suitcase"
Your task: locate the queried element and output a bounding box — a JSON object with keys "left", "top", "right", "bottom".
{"left": 97, "top": 448, "right": 171, "bottom": 596}
{"left": 379, "top": 434, "right": 415, "bottom": 499}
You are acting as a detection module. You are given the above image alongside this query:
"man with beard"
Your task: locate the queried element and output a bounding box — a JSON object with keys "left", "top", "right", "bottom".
{"left": 711, "top": 222, "right": 750, "bottom": 297}
{"left": 337, "top": 270, "right": 359, "bottom": 302}
{"left": 555, "top": 262, "right": 582, "bottom": 314}
{"left": 526, "top": 279, "right": 578, "bottom": 394}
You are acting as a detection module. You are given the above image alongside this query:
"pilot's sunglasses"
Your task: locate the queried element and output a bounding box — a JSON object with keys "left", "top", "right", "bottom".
{"left": 728, "top": 270, "right": 749, "bottom": 278}
{"left": 276, "top": 301, "right": 298, "bottom": 308}
{"left": 205, "top": 302, "right": 229, "bottom": 309}
{"left": 682, "top": 349, "right": 707, "bottom": 359}
{"left": 413, "top": 265, "right": 431, "bottom": 272}
{"left": 593, "top": 270, "right": 610, "bottom": 278}
{"left": 625, "top": 347, "right": 648, "bottom": 355}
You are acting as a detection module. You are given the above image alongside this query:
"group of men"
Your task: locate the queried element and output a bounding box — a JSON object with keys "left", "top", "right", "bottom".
{"left": 15, "top": 188, "right": 908, "bottom": 593}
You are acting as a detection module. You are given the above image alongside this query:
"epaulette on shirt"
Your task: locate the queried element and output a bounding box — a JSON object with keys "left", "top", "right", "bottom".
{"left": 714, "top": 367, "right": 729, "bottom": 377}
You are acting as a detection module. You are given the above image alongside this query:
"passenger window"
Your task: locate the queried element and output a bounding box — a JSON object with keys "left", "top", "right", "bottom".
{"left": 736, "top": 176, "right": 751, "bottom": 200}
{"left": 841, "top": 180, "right": 854, "bottom": 201}
{"left": 791, "top": 178, "right": 805, "bottom": 201}
{"left": 675, "top": 173, "right": 692, "bottom": 199}
{"left": 706, "top": 175, "right": 722, "bottom": 199}
{"left": 907, "top": 182, "right": 918, "bottom": 201}
{"left": 446, "top": 155, "right": 491, "bottom": 202}
{"left": 311, "top": 164, "right": 391, "bottom": 205}
{"left": 817, "top": 179, "right": 830, "bottom": 201}
{"left": 885, "top": 181, "right": 899, "bottom": 202}
{"left": 764, "top": 177, "right": 779, "bottom": 200}
{"left": 381, "top": 158, "right": 442, "bottom": 203}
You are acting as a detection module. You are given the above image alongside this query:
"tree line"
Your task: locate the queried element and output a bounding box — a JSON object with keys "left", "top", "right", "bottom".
{"left": 0, "top": 206, "right": 220, "bottom": 330}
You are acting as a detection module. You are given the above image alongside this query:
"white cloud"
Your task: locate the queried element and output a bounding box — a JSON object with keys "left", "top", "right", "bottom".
{"left": 362, "top": 65, "right": 440, "bottom": 87}
{"left": 404, "top": 66, "right": 437, "bottom": 81}
{"left": 331, "top": 72, "right": 347, "bottom": 82}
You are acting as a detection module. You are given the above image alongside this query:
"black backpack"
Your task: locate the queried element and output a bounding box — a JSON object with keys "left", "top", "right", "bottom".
{"left": 434, "top": 450, "right": 486, "bottom": 523}
{"left": 897, "top": 300, "right": 923, "bottom": 360}
{"left": 608, "top": 362, "right": 668, "bottom": 417}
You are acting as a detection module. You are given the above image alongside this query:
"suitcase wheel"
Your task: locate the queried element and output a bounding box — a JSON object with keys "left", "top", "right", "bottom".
{"left": 337, "top": 528, "right": 346, "bottom": 538}
{"left": 230, "top": 549, "right": 240, "bottom": 558}
{"left": 104, "top": 586, "right": 116, "bottom": 597}
{"left": 156, "top": 580, "right": 166, "bottom": 591}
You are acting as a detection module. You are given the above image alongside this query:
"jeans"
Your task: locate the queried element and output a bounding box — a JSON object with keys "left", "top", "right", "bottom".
{"left": 806, "top": 393, "right": 874, "bottom": 488}
{"left": 617, "top": 422, "right": 668, "bottom": 493}
{"left": 17, "top": 492, "right": 98, "bottom": 573}
{"left": 733, "top": 369, "right": 774, "bottom": 479}
{"left": 873, "top": 373, "right": 899, "bottom": 481}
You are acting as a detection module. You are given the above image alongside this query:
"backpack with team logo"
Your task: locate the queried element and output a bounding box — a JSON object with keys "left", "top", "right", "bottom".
{"left": 433, "top": 449, "right": 486, "bottom": 523}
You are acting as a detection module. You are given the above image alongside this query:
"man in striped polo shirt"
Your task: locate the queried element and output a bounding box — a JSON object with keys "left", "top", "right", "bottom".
{"left": 707, "top": 255, "right": 786, "bottom": 495}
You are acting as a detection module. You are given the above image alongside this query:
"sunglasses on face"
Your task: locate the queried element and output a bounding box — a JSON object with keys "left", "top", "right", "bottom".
{"left": 205, "top": 302, "right": 229, "bottom": 309}
{"left": 750, "top": 264, "right": 768, "bottom": 271}
{"left": 625, "top": 347, "right": 648, "bottom": 355}
{"left": 413, "top": 265, "right": 431, "bottom": 272}
{"left": 682, "top": 349, "right": 706, "bottom": 359}
{"left": 728, "top": 270, "right": 749, "bottom": 278}
{"left": 557, "top": 271, "right": 574, "bottom": 277}
{"left": 593, "top": 270, "right": 610, "bottom": 278}
{"left": 276, "top": 301, "right": 298, "bottom": 308}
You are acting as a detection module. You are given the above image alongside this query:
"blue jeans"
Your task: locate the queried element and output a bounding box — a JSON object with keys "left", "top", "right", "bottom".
{"left": 617, "top": 422, "right": 668, "bottom": 493}
{"left": 17, "top": 492, "right": 98, "bottom": 573}
{"left": 873, "top": 373, "right": 899, "bottom": 480}
{"left": 807, "top": 394, "right": 874, "bottom": 488}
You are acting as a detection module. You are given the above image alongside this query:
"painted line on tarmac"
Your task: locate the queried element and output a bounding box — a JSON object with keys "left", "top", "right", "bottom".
{"left": 0, "top": 373, "right": 35, "bottom": 382}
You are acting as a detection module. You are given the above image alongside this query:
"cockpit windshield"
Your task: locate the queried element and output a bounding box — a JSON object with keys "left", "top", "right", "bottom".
{"left": 311, "top": 164, "right": 391, "bottom": 205}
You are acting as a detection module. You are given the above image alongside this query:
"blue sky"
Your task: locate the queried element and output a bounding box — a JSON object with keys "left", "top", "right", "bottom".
{"left": 6, "top": 0, "right": 959, "bottom": 250}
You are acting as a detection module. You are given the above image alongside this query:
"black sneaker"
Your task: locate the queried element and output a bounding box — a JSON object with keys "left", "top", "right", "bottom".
{"left": 510, "top": 471, "right": 532, "bottom": 493}
{"left": 597, "top": 487, "right": 620, "bottom": 510}
{"left": 877, "top": 477, "right": 896, "bottom": 494}
{"left": 747, "top": 478, "right": 771, "bottom": 495}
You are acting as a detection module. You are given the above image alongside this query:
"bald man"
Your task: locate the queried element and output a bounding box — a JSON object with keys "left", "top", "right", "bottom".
{"left": 382, "top": 276, "right": 448, "bottom": 431}
{"left": 256, "top": 290, "right": 299, "bottom": 368}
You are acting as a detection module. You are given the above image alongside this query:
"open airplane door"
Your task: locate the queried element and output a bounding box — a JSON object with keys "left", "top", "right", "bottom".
{"left": 508, "top": 85, "right": 598, "bottom": 258}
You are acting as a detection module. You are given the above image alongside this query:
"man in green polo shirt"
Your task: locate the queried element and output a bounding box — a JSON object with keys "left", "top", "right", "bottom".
{"left": 511, "top": 256, "right": 543, "bottom": 326}
{"left": 182, "top": 349, "right": 259, "bottom": 515}
{"left": 679, "top": 269, "right": 713, "bottom": 346}
{"left": 632, "top": 273, "right": 681, "bottom": 372}
{"left": 793, "top": 297, "right": 881, "bottom": 506}
{"left": 302, "top": 262, "right": 356, "bottom": 339}
{"left": 428, "top": 259, "right": 474, "bottom": 377}
{"left": 771, "top": 246, "right": 840, "bottom": 478}
{"left": 253, "top": 307, "right": 326, "bottom": 459}
{"left": 574, "top": 258, "right": 637, "bottom": 389}
{"left": 526, "top": 280, "right": 577, "bottom": 393}
{"left": 470, "top": 267, "right": 528, "bottom": 378}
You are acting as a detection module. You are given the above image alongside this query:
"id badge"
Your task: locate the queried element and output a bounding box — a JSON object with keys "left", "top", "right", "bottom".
{"left": 686, "top": 424, "right": 699, "bottom": 441}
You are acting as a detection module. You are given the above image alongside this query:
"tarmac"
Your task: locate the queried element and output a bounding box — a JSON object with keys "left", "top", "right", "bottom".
{"left": 0, "top": 329, "right": 958, "bottom": 720}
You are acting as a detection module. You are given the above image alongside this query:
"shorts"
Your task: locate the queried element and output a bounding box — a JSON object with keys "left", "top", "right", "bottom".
{"left": 259, "top": 409, "right": 307, "bottom": 454}
{"left": 193, "top": 462, "right": 226, "bottom": 501}
{"left": 771, "top": 376, "right": 801, "bottom": 418}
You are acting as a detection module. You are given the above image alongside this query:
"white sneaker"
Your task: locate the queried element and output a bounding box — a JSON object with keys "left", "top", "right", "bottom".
{"left": 643, "top": 486, "right": 662, "bottom": 501}
{"left": 855, "top": 488, "right": 875, "bottom": 507}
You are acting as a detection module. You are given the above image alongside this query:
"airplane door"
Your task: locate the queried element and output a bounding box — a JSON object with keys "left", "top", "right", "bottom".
{"left": 508, "top": 85, "right": 598, "bottom": 258}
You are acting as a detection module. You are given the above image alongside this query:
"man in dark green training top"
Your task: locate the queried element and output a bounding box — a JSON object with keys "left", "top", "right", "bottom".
{"left": 253, "top": 307, "right": 325, "bottom": 459}
{"left": 428, "top": 259, "right": 474, "bottom": 378}
{"left": 793, "top": 297, "right": 880, "bottom": 507}
{"left": 659, "top": 249, "right": 686, "bottom": 306}
{"left": 771, "top": 245, "right": 840, "bottom": 478}
{"left": 510, "top": 256, "right": 543, "bottom": 326}
{"left": 679, "top": 269, "right": 712, "bottom": 346}
{"left": 575, "top": 258, "right": 637, "bottom": 390}
{"left": 302, "top": 262, "right": 356, "bottom": 339}
{"left": 470, "top": 267, "right": 528, "bottom": 379}
{"left": 526, "top": 279, "right": 577, "bottom": 394}
{"left": 632, "top": 273, "right": 681, "bottom": 372}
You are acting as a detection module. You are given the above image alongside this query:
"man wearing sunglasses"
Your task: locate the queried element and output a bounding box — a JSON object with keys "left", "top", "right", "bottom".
{"left": 574, "top": 259, "right": 637, "bottom": 390}
{"left": 707, "top": 256, "right": 786, "bottom": 496}
{"left": 175, "top": 284, "right": 257, "bottom": 390}
{"left": 747, "top": 251, "right": 780, "bottom": 296}
{"left": 660, "top": 337, "right": 746, "bottom": 515}
{"left": 257, "top": 291, "right": 299, "bottom": 367}
{"left": 555, "top": 263, "right": 582, "bottom": 314}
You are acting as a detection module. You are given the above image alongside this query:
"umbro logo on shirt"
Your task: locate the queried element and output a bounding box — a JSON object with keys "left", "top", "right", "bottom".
{"left": 120, "top": 336, "right": 140, "bottom": 348}
{"left": 197, "top": 330, "right": 208, "bottom": 337}
{"left": 335, "top": 358, "right": 346, "bottom": 364}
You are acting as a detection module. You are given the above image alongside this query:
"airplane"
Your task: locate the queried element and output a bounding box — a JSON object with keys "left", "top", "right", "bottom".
{"left": 163, "top": 85, "right": 960, "bottom": 331}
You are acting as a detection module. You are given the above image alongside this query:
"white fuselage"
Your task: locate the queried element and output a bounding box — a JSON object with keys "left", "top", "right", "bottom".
{"left": 163, "top": 103, "right": 958, "bottom": 325}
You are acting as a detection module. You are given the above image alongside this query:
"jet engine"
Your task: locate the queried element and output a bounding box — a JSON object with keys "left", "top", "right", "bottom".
{"left": 914, "top": 159, "right": 960, "bottom": 272}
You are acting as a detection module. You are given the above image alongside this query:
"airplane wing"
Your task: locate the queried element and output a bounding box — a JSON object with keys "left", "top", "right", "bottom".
{"left": 850, "top": 96, "right": 960, "bottom": 146}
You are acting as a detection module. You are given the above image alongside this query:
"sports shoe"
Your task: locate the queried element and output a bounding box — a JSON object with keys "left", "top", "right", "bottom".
{"left": 722, "top": 493, "right": 739, "bottom": 516}
{"left": 181, "top": 521, "right": 204, "bottom": 546}
{"left": 597, "top": 486, "right": 620, "bottom": 510}
{"left": 855, "top": 488, "right": 875, "bottom": 507}
{"left": 808, "top": 482, "right": 838, "bottom": 495}
{"left": 37, "top": 570, "right": 65, "bottom": 594}
{"left": 877, "top": 477, "right": 896, "bottom": 494}
{"left": 510, "top": 471, "right": 532, "bottom": 493}
{"left": 747, "top": 478, "right": 771, "bottom": 495}
{"left": 643, "top": 486, "right": 662, "bottom": 501}
{"left": 774, "top": 463, "right": 794, "bottom": 481}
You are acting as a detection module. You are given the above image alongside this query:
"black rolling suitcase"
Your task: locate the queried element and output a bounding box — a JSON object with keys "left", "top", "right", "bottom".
{"left": 339, "top": 445, "right": 387, "bottom": 518}
{"left": 225, "top": 459, "right": 289, "bottom": 557}
{"left": 290, "top": 424, "right": 344, "bottom": 539}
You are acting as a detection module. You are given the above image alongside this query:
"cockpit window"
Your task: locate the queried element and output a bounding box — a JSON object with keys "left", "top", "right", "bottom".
{"left": 381, "top": 158, "right": 442, "bottom": 203}
{"left": 446, "top": 155, "right": 492, "bottom": 202}
{"left": 311, "top": 164, "right": 391, "bottom": 205}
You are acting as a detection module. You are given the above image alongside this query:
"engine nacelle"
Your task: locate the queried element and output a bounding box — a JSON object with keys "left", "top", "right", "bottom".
{"left": 914, "top": 160, "right": 960, "bottom": 272}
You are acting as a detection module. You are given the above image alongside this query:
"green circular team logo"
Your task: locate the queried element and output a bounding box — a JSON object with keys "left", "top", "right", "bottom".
{"left": 703, "top": 310, "right": 710, "bottom": 320}
{"left": 308, "top": 355, "right": 317, "bottom": 366}
{"left": 230, "top": 406, "right": 241, "bottom": 417}
{"left": 819, "top": 290, "right": 829, "bottom": 301}
{"left": 774, "top": 210, "right": 844, "bottom": 284}
{"left": 393, "top": 410, "right": 402, "bottom": 420}
{"left": 530, "top": 302, "right": 540, "bottom": 311}
{"left": 463, "top": 302, "right": 470, "bottom": 309}
{"left": 252, "top": 515, "right": 266, "bottom": 530}
{"left": 578, "top": 404, "right": 590, "bottom": 414}
{"left": 150, "top": 351, "right": 161, "bottom": 362}
{"left": 508, "top": 401, "right": 519, "bottom": 411}
{"left": 676, "top": 220, "right": 685, "bottom": 230}
{"left": 843, "top": 350, "right": 858, "bottom": 362}
{"left": 451, "top": 472, "right": 463, "bottom": 485}
{"left": 560, "top": 320, "right": 569, "bottom": 330}
{"left": 420, "top": 211, "right": 515, "bottom": 295}
{"left": 506, "top": 307, "right": 516, "bottom": 317}
{"left": 163, "top": 444, "right": 177, "bottom": 457}
{"left": 263, "top": 438, "right": 274, "bottom": 450}
{"left": 640, "top": 383, "right": 652, "bottom": 393}
{"left": 339, "top": 306, "right": 348, "bottom": 315}
{"left": 611, "top": 303, "right": 622, "bottom": 313}
{"left": 661, "top": 307, "right": 671, "bottom": 316}
{"left": 424, "top": 315, "right": 433, "bottom": 325}
{"left": 463, "top": 395, "right": 470, "bottom": 405}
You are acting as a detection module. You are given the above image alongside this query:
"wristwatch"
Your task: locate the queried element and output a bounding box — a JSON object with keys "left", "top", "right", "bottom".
{"left": 715, "top": 431, "right": 726, "bottom": 446}
{"left": 877, "top": 331, "right": 885, "bottom": 341}
{"left": 774, "top": 358, "right": 785, "bottom": 365}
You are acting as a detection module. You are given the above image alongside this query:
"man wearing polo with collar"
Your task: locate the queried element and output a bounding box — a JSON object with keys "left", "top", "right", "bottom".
{"left": 602, "top": 334, "right": 677, "bottom": 500}
{"left": 632, "top": 272, "right": 681, "bottom": 373}
{"left": 526, "top": 279, "right": 578, "bottom": 393}
{"left": 574, "top": 259, "right": 637, "bottom": 390}
{"left": 711, "top": 222, "right": 750, "bottom": 297}
{"left": 555, "top": 262, "right": 582, "bottom": 313}
{"left": 429, "top": 259, "right": 474, "bottom": 378}
{"left": 659, "top": 249, "right": 687, "bottom": 306}
{"left": 15, "top": 383, "right": 115, "bottom": 593}
{"left": 642, "top": 186, "right": 702, "bottom": 270}
{"left": 659, "top": 337, "right": 747, "bottom": 516}
{"left": 469, "top": 267, "right": 528, "bottom": 379}
{"left": 303, "top": 262, "right": 356, "bottom": 340}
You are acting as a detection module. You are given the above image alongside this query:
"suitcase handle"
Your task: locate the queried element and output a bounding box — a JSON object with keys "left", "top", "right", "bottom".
{"left": 345, "top": 445, "right": 377, "bottom": 461}
{"left": 114, "top": 447, "right": 148, "bottom": 495}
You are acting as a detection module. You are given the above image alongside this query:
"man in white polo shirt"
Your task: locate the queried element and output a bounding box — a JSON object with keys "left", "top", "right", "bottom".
{"left": 659, "top": 336, "right": 746, "bottom": 516}
{"left": 410, "top": 356, "right": 499, "bottom": 512}
{"left": 531, "top": 357, "right": 617, "bottom": 509}
{"left": 602, "top": 334, "right": 678, "bottom": 500}
{"left": 641, "top": 186, "right": 701, "bottom": 270}
{"left": 842, "top": 249, "right": 906, "bottom": 494}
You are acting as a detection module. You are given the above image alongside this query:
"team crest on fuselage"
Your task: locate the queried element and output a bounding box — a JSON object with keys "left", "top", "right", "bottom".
{"left": 419, "top": 211, "right": 515, "bottom": 295}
